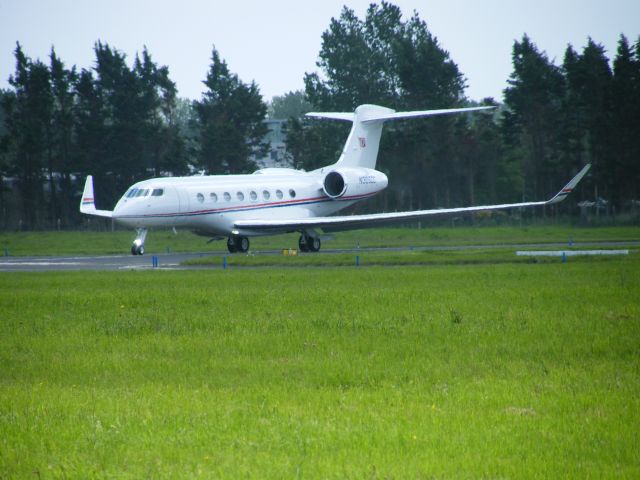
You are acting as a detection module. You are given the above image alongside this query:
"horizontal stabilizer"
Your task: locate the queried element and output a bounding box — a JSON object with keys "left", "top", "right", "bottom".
{"left": 305, "top": 112, "right": 355, "bottom": 122}
{"left": 362, "top": 105, "right": 495, "bottom": 123}
{"left": 305, "top": 104, "right": 494, "bottom": 169}
{"left": 305, "top": 105, "right": 494, "bottom": 123}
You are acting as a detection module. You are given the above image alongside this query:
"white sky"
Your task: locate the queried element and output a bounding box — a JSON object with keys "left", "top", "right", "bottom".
{"left": 1, "top": 0, "right": 638, "bottom": 103}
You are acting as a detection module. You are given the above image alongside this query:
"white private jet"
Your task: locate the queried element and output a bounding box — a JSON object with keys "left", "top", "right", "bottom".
{"left": 80, "top": 104, "right": 590, "bottom": 255}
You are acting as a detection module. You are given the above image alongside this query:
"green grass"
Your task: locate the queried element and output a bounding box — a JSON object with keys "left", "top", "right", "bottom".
{"left": 1, "top": 257, "right": 639, "bottom": 477}
{"left": 186, "top": 247, "right": 639, "bottom": 268}
{"left": 0, "top": 224, "right": 638, "bottom": 256}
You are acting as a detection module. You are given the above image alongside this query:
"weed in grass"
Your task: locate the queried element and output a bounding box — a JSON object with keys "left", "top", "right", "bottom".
{"left": 450, "top": 308, "right": 463, "bottom": 324}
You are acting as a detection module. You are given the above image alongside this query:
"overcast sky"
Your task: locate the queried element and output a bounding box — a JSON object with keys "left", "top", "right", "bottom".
{"left": 1, "top": 0, "right": 638, "bottom": 103}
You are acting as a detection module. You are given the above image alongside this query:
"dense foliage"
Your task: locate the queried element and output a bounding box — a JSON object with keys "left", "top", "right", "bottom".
{"left": 1, "top": 1, "right": 639, "bottom": 229}
{"left": 289, "top": 3, "right": 640, "bottom": 215}
{"left": 0, "top": 44, "right": 267, "bottom": 228}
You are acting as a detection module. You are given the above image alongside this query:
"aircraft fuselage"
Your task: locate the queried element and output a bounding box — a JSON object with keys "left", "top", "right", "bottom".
{"left": 112, "top": 167, "right": 388, "bottom": 237}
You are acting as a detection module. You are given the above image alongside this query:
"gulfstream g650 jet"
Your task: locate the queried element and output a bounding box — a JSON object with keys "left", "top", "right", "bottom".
{"left": 80, "top": 104, "right": 590, "bottom": 255}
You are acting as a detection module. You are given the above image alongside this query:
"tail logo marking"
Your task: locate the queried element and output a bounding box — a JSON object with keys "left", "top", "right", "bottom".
{"left": 358, "top": 137, "right": 366, "bottom": 148}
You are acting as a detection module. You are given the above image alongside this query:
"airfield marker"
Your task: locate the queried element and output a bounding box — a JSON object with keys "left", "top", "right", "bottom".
{"left": 356, "top": 255, "right": 360, "bottom": 266}
{"left": 223, "top": 256, "right": 227, "bottom": 270}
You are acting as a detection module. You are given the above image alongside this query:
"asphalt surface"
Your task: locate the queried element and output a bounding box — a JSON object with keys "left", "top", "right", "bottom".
{"left": 0, "top": 241, "right": 637, "bottom": 272}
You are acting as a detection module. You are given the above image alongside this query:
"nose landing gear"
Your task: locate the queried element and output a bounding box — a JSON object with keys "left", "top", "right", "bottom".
{"left": 131, "top": 228, "right": 148, "bottom": 255}
{"left": 227, "top": 235, "right": 250, "bottom": 253}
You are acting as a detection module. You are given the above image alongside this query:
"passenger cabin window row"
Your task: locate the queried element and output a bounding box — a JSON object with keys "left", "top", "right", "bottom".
{"left": 194, "top": 188, "right": 295, "bottom": 203}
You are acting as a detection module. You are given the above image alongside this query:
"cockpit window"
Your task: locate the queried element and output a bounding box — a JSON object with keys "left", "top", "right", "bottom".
{"left": 126, "top": 188, "right": 138, "bottom": 198}
{"left": 135, "top": 189, "right": 149, "bottom": 197}
{"left": 151, "top": 188, "right": 164, "bottom": 197}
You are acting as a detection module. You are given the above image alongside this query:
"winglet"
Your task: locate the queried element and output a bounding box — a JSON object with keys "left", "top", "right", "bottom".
{"left": 79, "top": 175, "right": 113, "bottom": 218}
{"left": 547, "top": 164, "right": 591, "bottom": 204}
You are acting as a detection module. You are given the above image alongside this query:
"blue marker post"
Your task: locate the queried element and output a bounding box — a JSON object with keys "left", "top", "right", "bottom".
{"left": 151, "top": 255, "right": 158, "bottom": 268}
{"left": 223, "top": 256, "right": 227, "bottom": 270}
{"left": 356, "top": 255, "right": 360, "bottom": 267}
{"left": 562, "top": 252, "right": 567, "bottom": 263}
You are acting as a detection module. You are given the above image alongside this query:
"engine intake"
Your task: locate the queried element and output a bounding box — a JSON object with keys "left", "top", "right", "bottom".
{"left": 323, "top": 171, "right": 347, "bottom": 198}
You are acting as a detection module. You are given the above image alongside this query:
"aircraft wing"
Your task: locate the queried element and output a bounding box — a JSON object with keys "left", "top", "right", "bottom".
{"left": 79, "top": 175, "right": 113, "bottom": 218}
{"left": 234, "top": 164, "right": 591, "bottom": 233}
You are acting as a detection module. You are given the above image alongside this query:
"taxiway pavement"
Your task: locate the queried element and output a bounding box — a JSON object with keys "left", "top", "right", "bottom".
{"left": 0, "top": 241, "right": 637, "bottom": 272}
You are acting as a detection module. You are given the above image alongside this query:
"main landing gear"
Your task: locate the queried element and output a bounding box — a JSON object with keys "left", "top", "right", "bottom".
{"left": 227, "top": 235, "right": 250, "bottom": 254}
{"left": 298, "top": 233, "right": 321, "bottom": 252}
{"left": 131, "top": 228, "right": 148, "bottom": 256}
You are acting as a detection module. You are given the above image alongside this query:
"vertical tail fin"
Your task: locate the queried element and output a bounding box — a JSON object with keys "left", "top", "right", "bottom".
{"left": 306, "top": 105, "right": 393, "bottom": 169}
{"left": 306, "top": 104, "right": 494, "bottom": 170}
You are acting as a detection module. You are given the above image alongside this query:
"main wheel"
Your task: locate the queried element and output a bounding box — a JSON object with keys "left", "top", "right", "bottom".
{"left": 131, "top": 243, "right": 144, "bottom": 255}
{"left": 237, "top": 236, "right": 250, "bottom": 253}
{"left": 298, "top": 235, "right": 309, "bottom": 252}
{"left": 309, "top": 236, "right": 321, "bottom": 252}
{"left": 226, "top": 237, "right": 237, "bottom": 253}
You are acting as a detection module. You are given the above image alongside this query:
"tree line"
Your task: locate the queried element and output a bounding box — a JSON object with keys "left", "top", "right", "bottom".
{"left": 286, "top": 3, "right": 640, "bottom": 218}
{"left": 1, "top": 1, "right": 639, "bottom": 229}
{"left": 0, "top": 43, "right": 267, "bottom": 228}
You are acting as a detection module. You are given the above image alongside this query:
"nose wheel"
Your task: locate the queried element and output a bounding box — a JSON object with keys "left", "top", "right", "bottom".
{"left": 227, "top": 235, "right": 249, "bottom": 253}
{"left": 299, "top": 234, "right": 321, "bottom": 252}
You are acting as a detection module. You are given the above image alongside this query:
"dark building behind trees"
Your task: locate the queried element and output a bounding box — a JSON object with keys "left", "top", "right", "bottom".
{"left": 1, "top": 2, "right": 639, "bottom": 230}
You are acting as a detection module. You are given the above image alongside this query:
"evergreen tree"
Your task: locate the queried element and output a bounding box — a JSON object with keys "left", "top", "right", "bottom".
{"left": 49, "top": 47, "right": 77, "bottom": 224}
{"left": 294, "top": 1, "right": 471, "bottom": 211}
{"left": 0, "top": 89, "right": 14, "bottom": 227}
{"left": 194, "top": 48, "right": 268, "bottom": 174}
{"left": 133, "top": 47, "right": 187, "bottom": 177}
{"left": 73, "top": 68, "right": 108, "bottom": 207}
{"left": 611, "top": 35, "right": 640, "bottom": 204}
{"left": 502, "top": 35, "right": 565, "bottom": 202}
{"left": 3, "top": 43, "right": 53, "bottom": 227}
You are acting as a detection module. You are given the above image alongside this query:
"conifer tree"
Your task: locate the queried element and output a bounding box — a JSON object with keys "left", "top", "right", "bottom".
{"left": 611, "top": 35, "right": 640, "bottom": 203}
{"left": 3, "top": 43, "right": 53, "bottom": 227}
{"left": 503, "top": 35, "right": 565, "bottom": 201}
{"left": 194, "top": 48, "right": 268, "bottom": 174}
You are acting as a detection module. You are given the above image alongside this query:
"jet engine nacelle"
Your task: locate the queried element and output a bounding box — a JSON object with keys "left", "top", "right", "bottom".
{"left": 322, "top": 167, "right": 388, "bottom": 200}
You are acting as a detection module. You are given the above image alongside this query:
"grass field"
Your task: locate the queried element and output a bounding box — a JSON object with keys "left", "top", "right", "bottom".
{"left": 0, "top": 224, "right": 638, "bottom": 256}
{"left": 1, "top": 256, "right": 639, "bottom": 477}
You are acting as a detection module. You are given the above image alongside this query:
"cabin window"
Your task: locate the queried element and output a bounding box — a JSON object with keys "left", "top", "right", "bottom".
{"left": 289, "top": 189, "right": 296, "bottom": 198}
{"left": 275, "top": 189, "right": 283, "bottom": 200}
{"left": 151, "top": 188, "right": 164, "bottom": 197}
{"left": 196, "top": 193, "right": 204, "bottom": 203}
{"left": 250, "top": 190, "right": 257, "bottom": 201}
{"left": 237, "top": 192, "right": 245, "bottom": 201}
{"left": 210, "top": 192, "right": 218, "bottom": 202}
{"left": 126, "top": 188, "right": 138, "bottom": 198}
{"left": 263, "top": 190, "right": 270, "bottom": 200}
{"left": 223, "top": 192, "right": 231, "bottom": 201}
